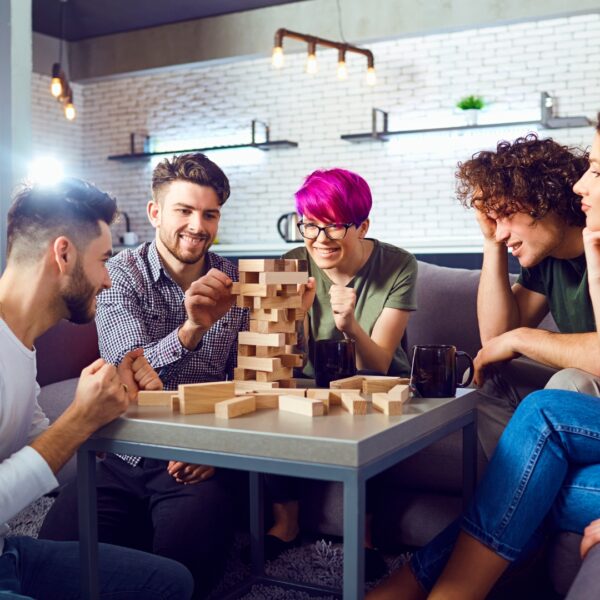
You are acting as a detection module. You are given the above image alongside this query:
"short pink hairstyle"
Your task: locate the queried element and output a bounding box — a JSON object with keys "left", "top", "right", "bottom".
{"left": 294, "top": 168, "right": 372, "bottom": 225}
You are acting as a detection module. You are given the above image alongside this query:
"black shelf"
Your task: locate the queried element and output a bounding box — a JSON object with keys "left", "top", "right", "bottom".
{"left": 108, "top": 120, "right": 298, "bottom": 161}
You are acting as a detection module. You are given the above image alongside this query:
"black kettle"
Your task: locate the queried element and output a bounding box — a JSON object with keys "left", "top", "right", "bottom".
{"left": 277, "top": 212, "right": 303, "bottom": 242}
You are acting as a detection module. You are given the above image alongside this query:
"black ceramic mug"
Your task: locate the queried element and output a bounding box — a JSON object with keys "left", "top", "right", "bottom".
{"left": 410, "top": 344, "right": 474, "bottom": 398}
{"left": 314, "top": 338, "right": 357, "bottom": 388}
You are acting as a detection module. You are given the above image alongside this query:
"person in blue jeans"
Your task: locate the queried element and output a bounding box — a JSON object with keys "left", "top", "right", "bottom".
{"left": 368, "top": 118, "right": 600, "bottom": 599}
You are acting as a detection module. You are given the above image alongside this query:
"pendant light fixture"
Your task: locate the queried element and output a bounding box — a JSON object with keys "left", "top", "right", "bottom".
{"left": 272, "top": 28, "right": 376, "bottom": 85}
{"left": 49, "top": 0, "right": 76, "bottom": 121}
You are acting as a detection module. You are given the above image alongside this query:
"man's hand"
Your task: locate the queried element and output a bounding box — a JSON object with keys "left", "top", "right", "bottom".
{"left": 117, "top": 348, "right": 163, "bottom": 400}
{"left": 329, "top": 284, "right": 357, "bottom": 334}
{"left": 583, "top": 228, "right": 600, "bottom": 283}
{"left": 474, "top": 331, "right": 521, "bottom": 386}
{"left": 581, "top": 518, "right": 600, "bottom": 559}
{"left": 167, "top": 461, "right": 215, "bottom": 485}
{"left": 71, "top": 358, "right": 130, "bottom": 434}
{"left": 475, "top": 206, "right": 498, "bottom": 242}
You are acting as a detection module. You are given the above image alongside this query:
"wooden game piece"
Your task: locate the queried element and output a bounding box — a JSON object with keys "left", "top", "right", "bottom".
{"left": 236, "top": 295, "right": 254, "bottom": 308}
{"left": 306, "top": 389, "right": 331, "bottom": 400}
{"left": 237, "top": 356, "right": 282, "bottom": 373}
{"left": 238, "top": 259, "right": 286, "bottom": 272}
{"left": 284, "top": 333, "right": 298, "bottom": 345}
{"left": 171, "top": 395, "right": 180, "bottom": 412}
{"left": 256, "top": 366, "right": 293, "bottom": 382}
{"left": 278, "top": 354, "right": 304, "bottom": 368}
{"left": 137, "top": 390, "right": 175, "bottom": 406}
{"left": 276, "top": 379, "right": 298, "bottom": 388}
{"left": 178, "top": 382, "right": 236, "bottom": 415}
{"left": 279, "top": 395, "right": 324, "bottom": 417}
{"left": 387, "top": 384, "right": 410, "bottom": 403}
{"left": 239, "top": 271, "right": 259, "bottom": 284}
{"left": 234, "top": 380, "right": 280, "bottom": 393}
{"left": 249, "top": 319, "right": 296, "bottom": 334}
{"left": 371, "top": 393, "right": 403, "bottom": 416}
{"left": 252, "top": 309, "right": 284, "bottom": 322}
{"left": 238, "top": 344, "right": 256, "bottom": 356}
{"left": 233, "top": 367, "right": 255, "bottom": 380}
{"left": 238, "top": 331, "right": 286, "bottom": 347}
{"left": 291, "top": 259, "right": 308, "bottom": 271}
{"left": 255, "top": 345, "right": 284, "bottom": 358}
{"left": 340, "top": 391, "right": 368, "bottom": 415}
{"left": 253, "top": 394, "right": 280, "bottom": 409}
{"left": 215, "top": 396, "right": 256, "bottom": 419}
{"left": 254, "top": 295, "right": 302, "bottom": 310}
{"left": 361, "top": 376, "right": 404, "bottom": 394}
{"left": 258, "top": 271, "right": 308, "bottom": 285}
{"left": 330, "top": 375, "right": 364, "bottom": 390}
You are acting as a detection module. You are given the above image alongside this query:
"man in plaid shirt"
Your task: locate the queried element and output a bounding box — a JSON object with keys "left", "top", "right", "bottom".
{"left": 41, "top": 153, "right": 248, "bottom": 599}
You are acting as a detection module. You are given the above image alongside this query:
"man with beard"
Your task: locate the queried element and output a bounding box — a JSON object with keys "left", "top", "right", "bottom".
{"left": 41, "top": 153, "right": 248, "bottom": 599}
{"left": 0, "top": 178, "right": 193, "bottom": 599}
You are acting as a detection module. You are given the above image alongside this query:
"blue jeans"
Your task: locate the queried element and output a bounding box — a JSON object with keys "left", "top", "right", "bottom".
{"left": 411, "top": 389, "right": 600, "bottom": 591}
{"left": 0, "top": 536, "right": 193, "bottom": 600}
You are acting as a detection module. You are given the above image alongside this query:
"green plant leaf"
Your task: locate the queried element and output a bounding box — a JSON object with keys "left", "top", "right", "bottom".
{"left": 456, "top": 95, "right": 485, "bottom": 110}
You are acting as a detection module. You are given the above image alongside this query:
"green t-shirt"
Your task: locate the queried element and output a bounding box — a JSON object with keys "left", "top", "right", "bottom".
{"left": 285, "top": 239, "right": 418, "bottom": 377}
{"left": 517, "top": 253, "right": 595, "bottom": 333}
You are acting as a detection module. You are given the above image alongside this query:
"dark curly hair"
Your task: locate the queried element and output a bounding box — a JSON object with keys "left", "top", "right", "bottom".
{"left": 456, "top": 134, "right": 589, "bottom": 227}
{"left": 152, "top": 152, "right": 230, "bottom": 205}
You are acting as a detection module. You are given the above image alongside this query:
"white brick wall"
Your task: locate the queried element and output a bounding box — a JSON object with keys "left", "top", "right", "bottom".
{"left": 31, "top": 14, "right": 599, "bottom": 251}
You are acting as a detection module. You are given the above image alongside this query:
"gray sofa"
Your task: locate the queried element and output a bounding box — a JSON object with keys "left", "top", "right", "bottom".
{"left": 35, "top": 260, "right": 584, "bottom": 596}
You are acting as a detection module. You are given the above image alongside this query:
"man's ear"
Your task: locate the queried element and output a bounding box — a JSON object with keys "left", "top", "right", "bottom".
{"left": 147, "top": 199, "right": 161, "bottom": 227}
{"left": 52, "top": 236, "right": 77, "bottom": 275}
{"left": 358, "top": 219, "right": 370, "bottom": 239}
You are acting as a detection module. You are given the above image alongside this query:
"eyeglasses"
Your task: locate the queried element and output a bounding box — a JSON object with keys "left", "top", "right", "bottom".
{"left": 297, "top": 221, "right": 356, "bottom": 240}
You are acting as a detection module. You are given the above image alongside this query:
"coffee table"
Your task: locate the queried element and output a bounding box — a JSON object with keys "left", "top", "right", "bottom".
{"left": 77, "top": 388, "right": 477, "bottom": 600}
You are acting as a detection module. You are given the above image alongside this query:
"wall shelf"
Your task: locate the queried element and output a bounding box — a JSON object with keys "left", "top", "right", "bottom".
{"left": 108, "top": 120, "right": 298, "bottom": 161}
{"left": 342, "top": 94, "right": 594, "bottom": 143}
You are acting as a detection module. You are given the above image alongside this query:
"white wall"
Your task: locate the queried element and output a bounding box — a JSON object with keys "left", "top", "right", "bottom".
{"left": 31, "top": 13, "right": 599, "bottom": 251}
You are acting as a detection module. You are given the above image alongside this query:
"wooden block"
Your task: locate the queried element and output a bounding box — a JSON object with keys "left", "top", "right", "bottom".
{"left": 178, "top": 382, "right": 236, "bottom": 414}
{"left": 256, "top": 366, "right": 293, "bottom": 382}
{"left": 215, "top": 396, "right": 256, "bottom": 419}
{"left": 330, "top": 375, "right": 364, "bottom": 390}
{"left": 372, "top": 393, "right": 403, "bottom": 416}
{"left": 171, "top": 395, "right": 180, "bottom": 412}
{"left": 236, "top": 295, "right": 254, "bottom": 308}
{"left": 253, "top": 309, "right": 284, "bottom": 322}
{"left": 234, "top": 283, "right": 277, "bottom": 298}
{"left": 238, "top": 331, "right": 285, "bottom": 347}
{"left": 253, "top": 394, "right": 280, "bottom": 409}
{"left": 255, "top": 345, "right": 285, "bottom": 358}
{"left": 238, "top": 344, "right": 256, "bottom": 357}
{"left": 230, "top": 282, "right": 240, "bottom": 295}
{"left": 239, "top": 271, "right": 259, "bottom": 284}
{"left": 387, "top": 384, "right": 410, "bottom": 403}
{"left": 234, "top": 367, "right": 254, "bottom": 380}
{"left": 237, "top": 356, "right": 282, "bottom": 373}
{"left": 259, "top": 271, "right": 308, "bottom": 285}
{"left": 361, "top": 376, "right": 410, "bottom": 394}
{"left": 234, "top": 380, "right": 280, "bottom": 393}
{"left": 340, "top": 391, "right": 368, "bottom": 415}
{"left": 306, "top": 388, "right": 331, "bottom": 401}
{"left": 279, "top": 354, "right": 304, "bottom": 368}
{"left": 279, "top": 395, "right": 324, "bottom": 417}
{"left": 250, "top": 319, "right": 295, "bottom": 334}
{"left": 137, "top": 390, "right": 175, "bottom": 406}
{"left": 254, "top": 295, "right": 302, "bottom": 310}
{"left": 288, "top": 308, "right": 306, "bottom": 322}
{"left": 284, "top": 333, "right": 298, "bottom": 345}
{"left": 291, "top": 259, "right": 308, "bottom": 271}
{"left": 277, "top": 378, "right": 298, "bottom": 388}
{"left": 328, "top": 389, "right": 343, "bottom": 405}
{"left": 238, "top": 259, "right": 286, "bottom": 272}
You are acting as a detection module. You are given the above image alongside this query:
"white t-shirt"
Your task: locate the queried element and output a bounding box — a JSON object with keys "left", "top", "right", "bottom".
{"left": 0, "top": 319, "right": 58, "bottom": 554}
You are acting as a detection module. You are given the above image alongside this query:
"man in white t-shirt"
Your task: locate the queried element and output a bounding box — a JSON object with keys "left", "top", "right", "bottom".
{"left": 0, "top": 179, "right": 193, "bottom": 599}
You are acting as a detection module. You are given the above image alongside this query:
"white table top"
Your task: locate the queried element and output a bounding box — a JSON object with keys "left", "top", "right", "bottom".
{"left": 92, "top": 389, "right": 476, "bottom": 468}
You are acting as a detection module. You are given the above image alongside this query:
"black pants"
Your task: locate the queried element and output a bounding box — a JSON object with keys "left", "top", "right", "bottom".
{"left": 39, "top": 454, "right": 242, "bottom": 599}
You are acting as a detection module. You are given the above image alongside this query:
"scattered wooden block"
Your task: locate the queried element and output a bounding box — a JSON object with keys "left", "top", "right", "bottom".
{"left": 330, "top": 375, "right": 364, "bottom": 390}
{"left": 340, "top": 391, "right": 368, "bottom": 415}
{"left": 238, "top": 331, "right": 286, "bottom": 347}
{"left": 215, "top": 396, "right": 256, "bottom": 419}
{"left": 137, "top": 390, "right": 175, "bottom": 406}
{"left": 360, "top": 376, "right": 410, "bottom": 394}
{"left": 237, "top": 356, "right": 282, "bottom": 373}
{"left": 171, "top": 395, "right": 180, "bottom": 412}
{"left": 258, "top": 271, "right": 308, "bottom": 285}
{"left": 279, "top": 395, "right": 324, "bottom": 417}
{"left": 372, "top": 393, "right": 403, "bottom": 416}
{"left": 178, "top": 382, "right": 236, "bottom": 414}
{"left": 253, "top": 394, "right": 280, "bottom": 409}
{"left": 387, "top": 384, "right": 410, "bottom": 403}
{"left": 234, "top": 380, "right": 280, "bottom": 393}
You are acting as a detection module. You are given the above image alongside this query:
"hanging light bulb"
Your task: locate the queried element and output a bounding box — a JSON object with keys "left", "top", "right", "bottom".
{"left": 51, "top": 64, "right": 63, "bottom": 98}
{"left": 337, "top": 49, "right": 348, "bottom": 80}
{"left": 366, "top": 66, "right": 377, "bottom": 86}
{"left": 64, "top": 96, "right": 76, "bottom": 121}
{"left": 306, "top": 41, "right": 318, "bottom": 74}
{"left": 272, "top": 45, "right": 284, "bottom": 68}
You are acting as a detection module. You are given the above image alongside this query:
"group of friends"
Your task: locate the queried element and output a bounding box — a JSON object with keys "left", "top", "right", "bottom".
{"left": 0, "top": 116, "right": 599, "bottom": 600}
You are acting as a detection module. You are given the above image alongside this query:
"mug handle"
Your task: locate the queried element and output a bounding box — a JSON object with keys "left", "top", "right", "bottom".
{"left": 455, "top": 351, "right": 474, "bottom": 388}
{"left": 277, "top": 213, "right": 289, "bottom": 241}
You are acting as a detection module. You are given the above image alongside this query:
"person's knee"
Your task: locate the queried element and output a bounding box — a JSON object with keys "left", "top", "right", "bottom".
{"left": 545, "top": 369, "right": 600, "bottom": 396}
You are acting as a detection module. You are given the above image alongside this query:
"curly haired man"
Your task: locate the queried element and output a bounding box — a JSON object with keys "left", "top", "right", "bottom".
{"left": 458, "top": 133, "right": 594, "bottom": 459}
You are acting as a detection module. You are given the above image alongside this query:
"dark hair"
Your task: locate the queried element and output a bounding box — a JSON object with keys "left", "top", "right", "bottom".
{"left": 7, "top": 178, "right": 117, "bottom": 262}
{"left": 152, "top": 153, "right": 230, "bottom": 205}
{"left": 456, "top": 133, "right": 589, "bottom": 227}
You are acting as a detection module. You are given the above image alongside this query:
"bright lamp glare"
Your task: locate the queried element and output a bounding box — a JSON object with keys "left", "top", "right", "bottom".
{"left": 28, "top": 157, "right": 65, "bottom": 186}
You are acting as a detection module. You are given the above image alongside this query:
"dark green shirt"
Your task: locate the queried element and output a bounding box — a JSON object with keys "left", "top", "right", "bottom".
{"left": 517, "top": 253, "right": 595, "bottom": 333}
{"left": 285, "top": 240, "right": 418, "bottom": 377}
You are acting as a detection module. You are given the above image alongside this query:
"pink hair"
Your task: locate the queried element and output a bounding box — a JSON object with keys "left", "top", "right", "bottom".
{"left": 294, "top": 168, "right": 372, "bottom": 225}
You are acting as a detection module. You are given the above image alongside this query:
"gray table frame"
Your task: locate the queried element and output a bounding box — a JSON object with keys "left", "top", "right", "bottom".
{"left": 77, "top": 395, "right": 477, "bottom": 600}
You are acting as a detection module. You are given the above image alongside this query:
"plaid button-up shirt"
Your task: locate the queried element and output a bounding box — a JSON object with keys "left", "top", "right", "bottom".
{"left": 96, "top": 241, "right": 248, "bottom": 467}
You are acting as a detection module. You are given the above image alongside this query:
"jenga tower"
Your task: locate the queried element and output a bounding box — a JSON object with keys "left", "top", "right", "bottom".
{"left": 232, "top": 259, "right": 308, "bottom": 387}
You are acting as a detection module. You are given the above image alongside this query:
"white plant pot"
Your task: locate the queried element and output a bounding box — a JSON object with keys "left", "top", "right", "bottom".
{"left": 463, "top": 109, "right": 479, "bottom": 126}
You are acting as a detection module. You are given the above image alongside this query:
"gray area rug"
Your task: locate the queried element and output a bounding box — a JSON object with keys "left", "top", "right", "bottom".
{"left": 8, "top": 498, "right": 408, "bottom": 599}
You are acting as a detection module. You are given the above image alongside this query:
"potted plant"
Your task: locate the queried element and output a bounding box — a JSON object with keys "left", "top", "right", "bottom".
{"left": 456, "top": 95, "right": 485, "bottom": 126}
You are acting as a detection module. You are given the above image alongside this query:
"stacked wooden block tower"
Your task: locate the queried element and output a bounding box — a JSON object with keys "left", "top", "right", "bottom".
{"left": 231, "top": 258, "right": 309, "bottom": 387}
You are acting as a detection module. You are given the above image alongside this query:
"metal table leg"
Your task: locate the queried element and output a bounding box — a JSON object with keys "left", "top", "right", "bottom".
{"left": 343, "top": 471, "right": 365, "bottom": 600}
{"left": 462, "top": 411, "right": 477, "bottom": 508}
{"left": 78, "top": 448, "right": 99, "bottom": 600}
{"left": 249, "top": 471, "right": 265, "bottom": 576}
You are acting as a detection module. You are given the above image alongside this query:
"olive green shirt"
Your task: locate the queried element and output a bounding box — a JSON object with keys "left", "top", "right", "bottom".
{"left": 285, "top": 240, "right": 418, "bottom": 377}
{"left": 517, "top": 253, "right": 595, "bottom": 333}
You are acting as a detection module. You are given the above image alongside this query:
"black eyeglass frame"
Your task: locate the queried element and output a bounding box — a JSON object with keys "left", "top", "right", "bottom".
{"left": 296, "top": 221, "right": 356, "bottom": 240}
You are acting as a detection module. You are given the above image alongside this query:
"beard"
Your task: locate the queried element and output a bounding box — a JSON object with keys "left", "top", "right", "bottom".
{"left": 62, "top": 258, "right": 98, "bottom": 324}
{"left": 159, "top": 229, "right": 212, "bottom": 265}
